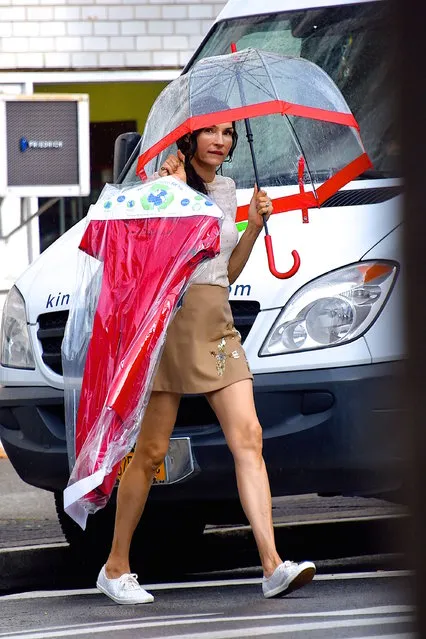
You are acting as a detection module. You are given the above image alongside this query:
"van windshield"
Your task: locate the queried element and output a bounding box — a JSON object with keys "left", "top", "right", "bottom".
{"left": 124, "top": 2, "right": 396, "bottom": 187}
{"left": 190, "top": 2, "right": 397, "bottom": 185}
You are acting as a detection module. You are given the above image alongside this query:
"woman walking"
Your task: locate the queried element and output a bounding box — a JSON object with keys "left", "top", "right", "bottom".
{"left": 96, "top": 120, "right": 316, "bottom": 604}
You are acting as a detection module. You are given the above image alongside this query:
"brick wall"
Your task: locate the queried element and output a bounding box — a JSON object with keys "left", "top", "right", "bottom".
{"left": 0, "top": 1, "right": 226, "bottom": 70}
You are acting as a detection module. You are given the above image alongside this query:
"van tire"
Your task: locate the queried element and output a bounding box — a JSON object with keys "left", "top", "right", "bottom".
{"left": 54, "top": 490, "right": 117, "bottom": 581}
{"left": 54, "top": 491, "right": 206, "bottom": 581}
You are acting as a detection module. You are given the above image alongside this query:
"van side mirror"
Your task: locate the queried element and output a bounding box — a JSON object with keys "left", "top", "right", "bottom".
{"left": 113, "top": 132, "right": 141, "bottom": 182}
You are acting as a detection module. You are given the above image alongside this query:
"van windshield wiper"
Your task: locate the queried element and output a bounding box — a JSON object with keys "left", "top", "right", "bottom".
{"left": 356, "top": 169, "right": 400, "bottom": 179}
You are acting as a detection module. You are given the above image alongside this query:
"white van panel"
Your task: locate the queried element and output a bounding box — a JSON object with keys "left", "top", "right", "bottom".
{"left": 231, "top": 188, "right": 403, "bottom": 310}
{"left": 16, "top": 186, "right": 403, "bottom": 326}
{"left": 215, "top": 0, "right": 379, "bottom": 22}
{"left": 17, "top": 220, "right": 85, "bottom": 324}
{"left": 0, "top": 363, "right": 46, "bottom": 387}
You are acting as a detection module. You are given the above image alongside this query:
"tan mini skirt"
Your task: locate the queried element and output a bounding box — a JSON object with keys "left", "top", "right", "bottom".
{"left": 152, "top": 284, "right": 253, "bottom": 395}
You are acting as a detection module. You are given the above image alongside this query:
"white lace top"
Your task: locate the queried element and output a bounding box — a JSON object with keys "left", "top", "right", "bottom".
{"left": 191, "top": 175, "right": 239, "bottom": 288}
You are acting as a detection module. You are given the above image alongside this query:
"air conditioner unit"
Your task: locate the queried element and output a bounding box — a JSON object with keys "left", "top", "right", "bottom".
{"left": 0, "top": 93, "right": 90, "bottom": 197}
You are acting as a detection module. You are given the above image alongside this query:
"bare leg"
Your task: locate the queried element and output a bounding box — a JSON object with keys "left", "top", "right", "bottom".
{"left": 206, "top": 379, "right": 282, "bottom": 578}
{"left": 105, "top": 391, "right": 181, "bottom": 578}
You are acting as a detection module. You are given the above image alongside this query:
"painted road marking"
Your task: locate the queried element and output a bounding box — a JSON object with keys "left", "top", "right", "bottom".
{"left": 349, "top": 636, "right": 412, "bottom": 639}
{"left": 0, "top": 608, "right": 414, "bottom": 638}
{"left": 0, "top": 612, "right": 414, "bottom": 639}
{"left": 129, "top": 617, "right": 414, "bottom": 639}
{"left": 137, "top": 618, "right": 414, "bottom": 639}
{"left": 0, "top": 542, "right": 68, "bottom": 554}
{"left": 1, "top": 570, "right": 412, "bottom": 601}
{"left": 0, "top": 614, "right": 218, "bottom": 638}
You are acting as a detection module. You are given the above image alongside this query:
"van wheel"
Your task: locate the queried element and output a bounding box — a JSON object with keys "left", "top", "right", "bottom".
{"left": 132, "top": 501, "right": 207, "bottom": 578}
{"left": 54, "top": 492, "right": 206, "bottom": 581}
{"left": 54, "top": 490, "right": 117, "bottom": 582}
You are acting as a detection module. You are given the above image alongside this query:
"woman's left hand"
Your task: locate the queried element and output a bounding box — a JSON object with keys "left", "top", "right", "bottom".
{"left": 248, "top": 185, "right": 273, "bottom": 231}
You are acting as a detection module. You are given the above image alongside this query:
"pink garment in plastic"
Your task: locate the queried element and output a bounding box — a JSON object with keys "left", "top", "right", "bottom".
{"left": 62, "top": 177, "right": 223, "bottom": 528}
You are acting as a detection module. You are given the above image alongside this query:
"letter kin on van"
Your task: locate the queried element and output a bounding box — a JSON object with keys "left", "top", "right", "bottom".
{"left": 46, "top": 292, "right": 70, "bottom": 309}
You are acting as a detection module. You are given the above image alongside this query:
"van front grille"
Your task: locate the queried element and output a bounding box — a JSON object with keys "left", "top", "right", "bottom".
{"left": 37, "top": 311, "right": 69, "bottom": 375}
{"left": 37, "top": 300, "right": 261, "bottom": 377}
{"left": 322, "top": 186, "right": 402, "bottom": 208}
{"left": 229, "top": 300, "right": 260, "bottom": 342}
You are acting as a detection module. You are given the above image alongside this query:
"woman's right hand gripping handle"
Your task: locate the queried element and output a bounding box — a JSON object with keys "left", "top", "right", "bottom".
{"left": 158, "top": 150, "right": 187, "bottom": 183}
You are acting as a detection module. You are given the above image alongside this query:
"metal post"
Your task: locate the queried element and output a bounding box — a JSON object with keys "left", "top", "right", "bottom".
{"left": 20, "top": 197, "right": 34, "bottom": 264}
{"left": 78, "top": 196, "right": 84, "bottom": 221}
{"left": 59, "top": 198, "right": 66, "bottom": 237}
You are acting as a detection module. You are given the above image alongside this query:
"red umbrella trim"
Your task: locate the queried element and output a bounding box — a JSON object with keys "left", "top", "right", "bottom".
{"left": 136, "top": 100, "right": 360, "bottom": 180}
{"left": 235, "top": 151, "right": 372, "bottom": 222}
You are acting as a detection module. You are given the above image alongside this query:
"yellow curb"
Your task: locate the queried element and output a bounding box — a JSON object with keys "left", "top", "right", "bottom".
{"left": 0, "top": 443, "right": 7, "bottom": 459}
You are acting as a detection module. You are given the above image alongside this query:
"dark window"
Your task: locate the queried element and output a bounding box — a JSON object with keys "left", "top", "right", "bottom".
{"left": 39, "top": 120, "right": 137, "bottom": 251}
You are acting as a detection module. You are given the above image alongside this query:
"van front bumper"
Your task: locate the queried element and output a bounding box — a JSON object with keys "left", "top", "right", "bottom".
{"left": 0, "top": 385, "right": 67, "bottom": 491}
{"left": 0, "top": 361, "right": 405, "bottom": 497}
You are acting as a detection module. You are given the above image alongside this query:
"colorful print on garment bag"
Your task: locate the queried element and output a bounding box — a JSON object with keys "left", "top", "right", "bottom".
{"left": 141, "top": 183, "right": 174, "bottom": 210}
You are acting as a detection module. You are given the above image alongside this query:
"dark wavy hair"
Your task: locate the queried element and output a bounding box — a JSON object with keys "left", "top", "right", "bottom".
{"left": 176, "top": 126, "right": 238, "bottom": 195}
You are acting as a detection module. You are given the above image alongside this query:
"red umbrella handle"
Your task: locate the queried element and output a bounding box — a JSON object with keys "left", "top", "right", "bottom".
{"left": 264, "top": 235, "right": 300, "bottom": 279}
{"left": 230, "top": 42, "right": 301, "bottom": 281}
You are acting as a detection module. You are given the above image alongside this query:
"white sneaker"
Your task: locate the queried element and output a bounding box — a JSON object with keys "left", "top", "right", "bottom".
{"left": 96, "top": 565, "right": 154, "bottom": 604}
{"left": 262, "top": 560, "right": 316, "bottom": 598}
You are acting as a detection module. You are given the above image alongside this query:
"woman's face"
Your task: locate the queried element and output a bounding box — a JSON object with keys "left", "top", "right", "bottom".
{"left": 193, "top": 122, "right": 234, "bottom": 168}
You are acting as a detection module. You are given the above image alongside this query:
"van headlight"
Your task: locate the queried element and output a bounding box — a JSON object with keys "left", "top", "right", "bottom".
{"left": 259, "top": 261, "right": 398, "bottom": 356}
{"left": 1, "top": 286, "right": 36, "bottom": 369}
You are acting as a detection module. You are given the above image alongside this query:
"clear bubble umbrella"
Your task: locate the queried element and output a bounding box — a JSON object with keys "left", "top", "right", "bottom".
{"left": 137, "top": 47, "right": 372, "bottom": 279}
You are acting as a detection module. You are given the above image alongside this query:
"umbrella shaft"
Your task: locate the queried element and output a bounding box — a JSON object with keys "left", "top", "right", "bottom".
{"left": 243, "top": 118, "right": 269, "bottom": 235}
{"left": 230, "top": 44, "right": 268, "bottom": 234}
{"left": 243, "top": 118, "right": 260, "bottom": 187}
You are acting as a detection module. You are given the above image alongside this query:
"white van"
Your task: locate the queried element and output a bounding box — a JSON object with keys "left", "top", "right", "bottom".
{"left": 0, "top": 0, "right": 404, "bottom": 554}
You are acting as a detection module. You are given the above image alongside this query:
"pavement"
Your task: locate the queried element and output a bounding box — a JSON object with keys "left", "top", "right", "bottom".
{"left": 0, "top": 455, "right": 407, "bottom": 549}
{"left": 0, "top": 456, "right": 63, "bottom": 548}
{"left": 1, "top": 455, "right": 408, "bottom": 553}
{"left": 0, "top": 455, "right": 410, "bottom": 594}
